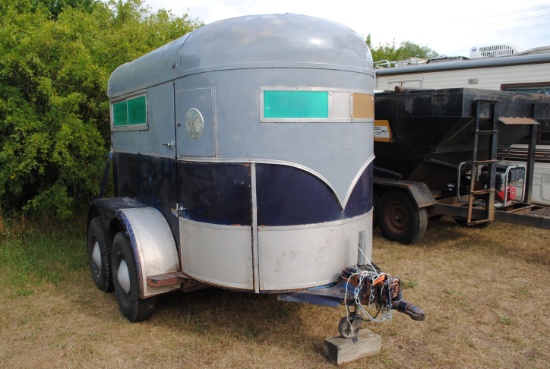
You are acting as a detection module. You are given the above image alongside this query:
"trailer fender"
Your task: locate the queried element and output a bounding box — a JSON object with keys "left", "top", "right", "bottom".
{"left": 373, "top": 177, "right": 436, "bottom": 209}
{"left": 115, "top": 207, "right": 180, "bottom": 298}
{"left": 88, "top": 197, "right": 147, "bottom": 227}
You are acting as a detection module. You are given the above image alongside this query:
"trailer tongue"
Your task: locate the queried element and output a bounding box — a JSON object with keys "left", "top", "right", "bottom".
{"left": 279, "top": 262, "right": 425, "bottom": 338}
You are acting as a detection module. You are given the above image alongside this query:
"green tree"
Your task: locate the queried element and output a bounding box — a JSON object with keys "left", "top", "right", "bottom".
{"left": 0, "top": 0, "right": 202, "bottom": 218}
{"left": 31, "top": 0, "right": 99, "bottom": 20}
{"left": 366, "top": 34, "right": 439, "bottom": 64}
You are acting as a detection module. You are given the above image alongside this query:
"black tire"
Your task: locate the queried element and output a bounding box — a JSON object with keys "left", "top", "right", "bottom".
{"left": 377, "top": 190, "right": 428, "bottom": 245}
{"left": 87, "top": 217, "right": 113, "bottom": 292}
{"left": 111, "top": 232, "right": 156, "bottom": 322}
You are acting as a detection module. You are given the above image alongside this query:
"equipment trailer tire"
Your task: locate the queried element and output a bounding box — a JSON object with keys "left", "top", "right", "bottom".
{"left": 87, "top": 217, "right": 113, "bottom": 292}
{"left": 377, "top": 190, "right": 428, "bottom": 245}
{"left": 112, "top": 232, "right": 156, "bottom": 322}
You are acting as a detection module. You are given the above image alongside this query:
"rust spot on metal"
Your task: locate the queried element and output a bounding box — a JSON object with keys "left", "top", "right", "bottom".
{"left": 147, "top": 271, "right": 189, "bottom": 287}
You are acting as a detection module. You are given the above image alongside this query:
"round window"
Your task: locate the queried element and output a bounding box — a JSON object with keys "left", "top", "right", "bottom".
{"left": 185, "top": 108, "right": 204, "bottom": 139}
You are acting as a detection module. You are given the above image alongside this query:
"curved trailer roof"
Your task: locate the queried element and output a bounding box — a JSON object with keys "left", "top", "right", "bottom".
{"left": 109, "top": 13, "right": 373, "bottom": 98}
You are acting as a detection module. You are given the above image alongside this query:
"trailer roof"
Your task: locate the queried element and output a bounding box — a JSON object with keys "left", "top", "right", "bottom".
{"left": 375, "top": 53, "right": 550, "bottom": 77}
{"left": 108, "top": 14, "right": 372, "bottom": 99}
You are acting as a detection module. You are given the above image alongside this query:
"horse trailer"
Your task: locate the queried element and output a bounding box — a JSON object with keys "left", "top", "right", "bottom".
{"left": 86, "top": 14, "right": 423, "bottom": 338}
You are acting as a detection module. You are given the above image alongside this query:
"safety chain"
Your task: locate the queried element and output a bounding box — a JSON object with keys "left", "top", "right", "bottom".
{"left": 344, "top": 268, "right": 394, "bottom": 324}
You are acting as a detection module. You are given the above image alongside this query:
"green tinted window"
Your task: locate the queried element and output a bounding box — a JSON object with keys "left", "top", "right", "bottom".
{"left": 113, "top": 101, "right": 128, "bottom": 127}
{"left": 112, "top": 95, "right": 146, "bottom": 127}
{"left": 264, "top": 90, "right": 329, "bottom": 119}
{"left": 128, "top": 96, "right": 146, "bottom": 125}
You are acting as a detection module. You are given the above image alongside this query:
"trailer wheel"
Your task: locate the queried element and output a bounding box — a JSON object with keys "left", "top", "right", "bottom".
{"left": 87, "top": 217, "right": 113, "bottom": 292}
{"left": 112, "top": 232, "right": 156, "bottom": 322}
{"left": 377, "top": 190, "right": 428, "bottom": 244}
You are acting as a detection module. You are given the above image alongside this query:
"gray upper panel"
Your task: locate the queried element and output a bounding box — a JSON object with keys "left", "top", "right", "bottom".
{"left": 108, "top": 13, "right": 372, "bottom": 98}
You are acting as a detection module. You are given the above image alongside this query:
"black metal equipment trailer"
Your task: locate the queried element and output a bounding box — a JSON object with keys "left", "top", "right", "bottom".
{"left": 373, "top": 87, "right": 550, "bottom": 244}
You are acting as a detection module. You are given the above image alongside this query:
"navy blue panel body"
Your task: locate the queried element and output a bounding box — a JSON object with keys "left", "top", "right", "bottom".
{"left": 113, "top": 152, "right": 141, "bottom": 199}
{"left": 113, "top": 152, "right": 178, "bottom": 208}
{"left": 113, "top": 152, "right": 180, "bottom": 247}
{"left": 140, "top": 156, "right": 177, "bottom": 208}
{"left": 177, "top": 162, "right": 252, "bottom": 225}
{"left": 113, "top": 153, "right": 372, "bottom": 229}
{"left": 256, "top": 163, "right": 373, "bottom": 226}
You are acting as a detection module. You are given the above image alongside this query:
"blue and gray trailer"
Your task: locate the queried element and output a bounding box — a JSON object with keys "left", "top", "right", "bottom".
{"left": 87, "top": 14, "right": 423, "bottom": 336}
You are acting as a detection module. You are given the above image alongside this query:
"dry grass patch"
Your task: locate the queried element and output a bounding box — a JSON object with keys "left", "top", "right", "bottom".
{"left": 0, "top": 216, "right": 548, "bottom": 368}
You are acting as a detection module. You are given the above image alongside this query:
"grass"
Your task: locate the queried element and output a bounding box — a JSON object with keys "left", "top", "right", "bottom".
{"left": 0, "top": 215, "right": 549, "bottom": 368}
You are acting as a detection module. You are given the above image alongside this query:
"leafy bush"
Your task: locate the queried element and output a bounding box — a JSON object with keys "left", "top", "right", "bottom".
{"left": 0, "top": 0, "right": 202, "bottom": 218}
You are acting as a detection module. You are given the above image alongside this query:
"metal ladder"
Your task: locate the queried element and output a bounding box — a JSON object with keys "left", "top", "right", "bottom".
{"left": 466, "top": 99, "right": 499, "bottom": 225}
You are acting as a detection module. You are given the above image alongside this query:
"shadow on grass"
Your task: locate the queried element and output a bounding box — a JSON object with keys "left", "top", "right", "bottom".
{"left": 78, "top": 280, "right": 342, "bottom": 358}
{"left": 152, "top": 287, "right": 332, "bottom": 348}
{"left": 406, "top": 215, "right": 550, "bottom": 265}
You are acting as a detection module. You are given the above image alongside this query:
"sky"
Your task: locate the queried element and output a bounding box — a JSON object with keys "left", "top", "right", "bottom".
{"left": 142, "top": 0, "right": 550, "bottom": 58}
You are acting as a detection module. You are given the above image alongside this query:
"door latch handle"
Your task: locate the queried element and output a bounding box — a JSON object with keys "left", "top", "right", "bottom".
{"left": 162, "top": 140, "right": 174, "bottom": 149}
{"left": 171, "top": 203, "right": 186, "bottom": 217}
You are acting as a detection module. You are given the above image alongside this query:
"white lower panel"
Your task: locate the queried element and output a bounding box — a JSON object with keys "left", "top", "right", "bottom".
{"left": 179, "top": 218, "right": 253, "bottom": 290}
{"left": 258, "top": 212, "right": 372, "bottom": 291}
